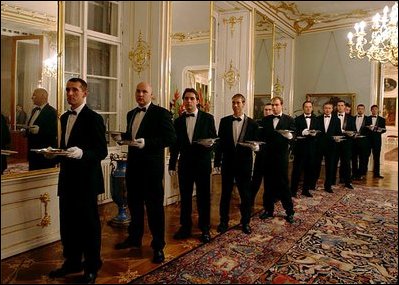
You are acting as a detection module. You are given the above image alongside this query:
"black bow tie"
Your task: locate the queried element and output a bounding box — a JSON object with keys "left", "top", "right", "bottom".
{"left": 273, "top": 115, "right": 281, "bottom": 119}
{"left": 324, "top": 115, "right": 330, "bottom": 118}
{"left": 338, "top": 114, "right": 344, "bottom": 117}
{"left": 67, "top": 110, "right": 77, "bottom": 116}
{"left": 185, "top": 113, "right": 195, "bottom": 117}
{"left": 305, "top": 116, "right": 311, "bottom": 119}
{"left": 137, "top": 107, "right": 146, "bottom": 112}
{"left": 357, "top": 115, "right": 363, "bottom": 118}
{"left": 372, "top": 115, "right": 377, "bottom": 118}
{"left": 32, "top": 107, "right": 41, "bottom": 113}
{"left": 232, "top": 117, "right": 242, "bottom": 122}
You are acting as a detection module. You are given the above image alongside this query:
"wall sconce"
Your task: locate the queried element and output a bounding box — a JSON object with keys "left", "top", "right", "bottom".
{"left": 43, "top": 54, "right": 57, "bottom": 78}
{"left": 129, "top": 31, "right": 151, "bottom": 75}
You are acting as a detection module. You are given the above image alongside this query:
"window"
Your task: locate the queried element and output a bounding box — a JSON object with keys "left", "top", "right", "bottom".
{"left": 65, "top": 1, "right": 121, "bottom": 146}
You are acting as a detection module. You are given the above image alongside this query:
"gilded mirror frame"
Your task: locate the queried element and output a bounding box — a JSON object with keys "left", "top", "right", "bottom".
{"left": 1, "top": 1, "right": 64, "bottom": 179}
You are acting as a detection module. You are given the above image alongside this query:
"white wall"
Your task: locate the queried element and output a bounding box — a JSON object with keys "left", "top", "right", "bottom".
{"left": 294, "top": 28, "right": 374, "bottom": 115}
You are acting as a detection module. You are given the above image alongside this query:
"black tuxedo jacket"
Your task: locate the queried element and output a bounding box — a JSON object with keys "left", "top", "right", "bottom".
{"left": 124, "top": 103, "right": 176, "bottom": 179}
{"left": 260, "top": 113, "right": 296, "bottom": 154}
{"left": 316, "top": 114, "right": 342, "bottom": 146}
{"left": 365, "top": 115, "right": 386, "bottom": 145}
{"left": 169, "top": 110, "right": 217, "bottom": 174}
{"left": 58, "top": 105, "right": 108, "bottom": 196}
{"left": 27, "top": 103, "right": 58, "bottom": 149}
{"left": 293, "top": 113, "right": 319, "bottom": 150}
{"left": 354, "top": 115, "right": 368, "bottom": 135}
{"left": 214, "top": 115, "right": 258, "bottom": 174}
{"left": 335, "top": 113, "right": 356, "bottom": 132}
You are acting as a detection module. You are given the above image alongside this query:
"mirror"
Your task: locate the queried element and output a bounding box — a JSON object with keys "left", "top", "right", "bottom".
{"left": 253, "top": 10, "right": 274, "bottom": 121}
{"left": 1, "top": 1, "right": 59, "bottom": 176}
{"left": 169, "top": 1, "right": 211, "bottom": 119}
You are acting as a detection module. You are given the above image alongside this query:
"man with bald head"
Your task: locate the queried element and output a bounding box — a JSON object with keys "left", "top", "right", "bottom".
{"left": 26, "top": 87, "right": 58, "bottom": 170}
{"left": 115, "top": 82, "right": 176, "bottom": 264}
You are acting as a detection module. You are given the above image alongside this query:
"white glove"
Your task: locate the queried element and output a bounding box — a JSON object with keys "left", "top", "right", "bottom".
{"left": 281, "top": 132, "right": 293, "bottom": 140}
{"left": 250, "top": 143, "right": 260, "bottom": 152}
{"left": 29, "top": 125, "right": 40, "bottom": 134}
{"left": 66, "top": 146, "right": 83, "bottom": 159}
{"left": 198, "top": 139, "right": 214, "bottom": 148}
{"left": 169, "top": 170, "right": 177, "bottom": 176}
{"left": 214, "top": 166, "right": 221, "bottom": 174}
{"left": 302, "top": 129, "right": 310, "bottom": 136}
{"left": 132, "top": 138, "right": 145, "bottom": 149}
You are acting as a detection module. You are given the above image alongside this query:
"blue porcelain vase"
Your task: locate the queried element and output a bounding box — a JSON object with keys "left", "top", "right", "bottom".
{"left": 109, "top": 153, "right": 130, "bottom": 227}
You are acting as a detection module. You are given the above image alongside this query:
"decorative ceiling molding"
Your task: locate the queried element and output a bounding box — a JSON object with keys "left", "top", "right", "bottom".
{"left": 264, "top": 1, "right": 386, "bottom": 35}
{"left": 1, "top": 2, "right": 56, "bottom": 32}
{"left": 171, "top": 31, "right": 210, "bottom": 46}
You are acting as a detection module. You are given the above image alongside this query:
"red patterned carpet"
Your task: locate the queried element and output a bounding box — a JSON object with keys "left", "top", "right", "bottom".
{"left": 132, "top": 186, "right": 398, "bottom": 284}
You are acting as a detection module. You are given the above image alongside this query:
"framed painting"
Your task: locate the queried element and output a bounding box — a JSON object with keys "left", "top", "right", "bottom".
{"left": 306, "top": 93, "right": 356, "bottom": 116}
{"left": 383, "top": 97, "right": 397, "bottom": 127}
{"left": 253, "top": 94, "right": 271, "bottom": 121}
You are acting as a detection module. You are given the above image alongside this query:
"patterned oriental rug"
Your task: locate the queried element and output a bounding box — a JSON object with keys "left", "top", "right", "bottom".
{"left": 132, "top": 186, "right": 398, "bottom": 284}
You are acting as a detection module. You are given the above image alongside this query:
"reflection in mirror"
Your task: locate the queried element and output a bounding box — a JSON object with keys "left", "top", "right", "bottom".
{"left": 253, "top": 11, "right": 274, "bottom": 121}
{"left": 1, "top": 1, "right": 58, "bottom": 175}
{"left": 170, "top": 1, "right": 211, "bottom": 119}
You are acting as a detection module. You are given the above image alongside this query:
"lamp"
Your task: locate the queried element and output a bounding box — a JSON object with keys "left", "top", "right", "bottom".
{"left": 43, "top": 54, "right": 57, "bottom": 78}
{"left": 347, "top": 2, "right": 398, "bottom": 66}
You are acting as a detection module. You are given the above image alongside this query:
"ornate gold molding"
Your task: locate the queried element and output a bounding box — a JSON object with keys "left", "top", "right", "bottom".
{"left": 274, "top": 42, "right": 287, "bottom": 59}
{"left": 273, "top": 77, "right": 284, "bottom": 97}
{"left": 266, "top": 2, "right": 380, "bottom": 35}
{"left": 223, "top": 60, "right": 240, "bottom": 90}
{"left": 223, "top": 16, "right": 243, "bottom": 36}
{"left": 129, "top": 31, "right": 151, "bottom": 76}
{"left": 37, "top": 193, "right": 51, "bottom": 228}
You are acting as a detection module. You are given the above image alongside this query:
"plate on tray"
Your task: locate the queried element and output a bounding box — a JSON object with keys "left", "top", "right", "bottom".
{"left": 31, "top": 148, "right": 69, "bottom": 156}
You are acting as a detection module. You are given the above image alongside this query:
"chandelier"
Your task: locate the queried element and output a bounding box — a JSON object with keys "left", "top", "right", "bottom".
{"left": 347, "top": 2, "right": 398, "bottom": 66}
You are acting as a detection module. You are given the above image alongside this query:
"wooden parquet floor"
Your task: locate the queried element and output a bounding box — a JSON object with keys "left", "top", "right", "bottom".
{"left": 1, "top": 164, "right": 397, "bottom": 284}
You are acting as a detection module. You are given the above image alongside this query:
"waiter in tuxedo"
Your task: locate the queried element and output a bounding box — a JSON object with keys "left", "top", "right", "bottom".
{"left": 365, "top": 104, "right": 386, "bottom": 178}
{"left": 314, "top": 102, "right": 342, "bottom": 193}
{"left": 332, "top": 100, "right": 355, "bottom": 189}
{"left": 169, "top": 88, "right": 217, "bottom": 244}
{"left": 115, "top": 82, "right": 176, "bottom": 264}
{"left": 214, "top": 93, "right": 259, "bottom": 234}
{"left": 259, "top": 96, "right": 296, "bottom": 223}
{"left": 48, "top": 78, "right": 108, "bottom": 284}
{"left": 290, "top": 101, "right": 320, "bottom": 198}
{"left": 26, "top": 88, "right": 58, "bottom": 170}
{"left": 352, "top": 104, "right": 370, "bottom": 180}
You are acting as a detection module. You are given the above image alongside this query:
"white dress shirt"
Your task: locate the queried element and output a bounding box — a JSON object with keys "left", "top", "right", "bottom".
{"left": 233, "top": 114, "right": 244, "bottom": 145}
{"left": 65, "top": 103, "right": 85, "bottom": 145}
{"left": 324, "top": 114, "right": 331, "bottom": 131}
{"left": 356, "top": 115, "right": 364, "bottom": 132}
{"left": 338, "top": 112, "right": 345, "bottom": 130}
{"left": 131, "top": 103, "right": 151, "bottom": 140}
{"left": 185, "top": 109, "right": 198, "bottom": 143}
{"left": 273, "top": 112, "right": 283, "bottom": 129}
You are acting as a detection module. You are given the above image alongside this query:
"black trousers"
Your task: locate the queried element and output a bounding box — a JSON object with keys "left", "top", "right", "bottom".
{"left": 220, "top": 167, "right": 252, "bottom": 225}
{"left": 178, "top": 169, "right": 211, "bottom": 232}
{"left": 59, "top": 193, "right": 102, "bottom": 273}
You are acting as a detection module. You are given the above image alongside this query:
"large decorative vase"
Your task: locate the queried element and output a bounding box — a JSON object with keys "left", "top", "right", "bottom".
{"left": 109, "top": 153, "right": 130, "bottom": 227}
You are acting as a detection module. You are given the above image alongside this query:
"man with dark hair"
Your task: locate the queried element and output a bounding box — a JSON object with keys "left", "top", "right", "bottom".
{"left": 259, "top": 96, "right": 296, "bottom": 223}
{"left": 169, "top": 88, "right": 217, "bottom": 244}
{"left": 48, "top": 78, "right": 108, "bottom": 284}
{"left": 351, "top": 103, "right": 369, "bottom": 180}
{"left": 365, "top": 104, "right": 386, "bottom": 178}
{"left": 214, "top": 93, "right": 259, "bottom": 234}
{"left": 290, "top": 100, "right": 320, "bottom": 198}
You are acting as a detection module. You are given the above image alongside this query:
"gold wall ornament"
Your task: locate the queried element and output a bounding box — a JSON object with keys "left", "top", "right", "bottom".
{"left": 274, "top": 42, "right": 287, "bottom": 60}
{"left": 223, "top": 60, "right": 240, "bottom": 90}
{"left": 129, "top": 31, "right": 151, "bottom": 75}
{"left": 273, "top": 77, "right": 284, "bottom": 97}
{"left": 37, "top": 192, "right": 51, "bottom": 228}
{"left": 223, "top": 16, "right": 243, "bottom": 37}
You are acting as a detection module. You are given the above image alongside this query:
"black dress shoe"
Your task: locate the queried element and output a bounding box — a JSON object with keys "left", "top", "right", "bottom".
{"left": 200, "top": 232, "right": 211, "bottom": 243}
{"left": 301, "top": 191, "right": 313, "bottom": 197}
{"left": 81, "top": 272, "right": 97, "bottom": 284}
{"left": 374, "top": 175, "right": 384, "bottom": 179}
{"left": 49, "top": 266, "right": 83, "bottom": 278}
{"left": 152, "top": 250, "right": 165, "bottom": 264}
{"left": 173, "top": 228, "right": 191, "bottom": 240}
{"left": 345, "top": 183, "right": 354, "bottom": 189}
{"left": 242, "top": 224, "right": 252, "bottom": 234}
{"left": 285, "top": 214, "right": 294, "bottom": 224}
{"left": 325, "top": 187, "right": 333, "bottom": 193}
{"left": 259, "top": 211, "right": 273, "bottom": 220}
{"left": 217, "top": 223, "right": 228, "bottom": 233}
{"left": 114, "top": 238, "right": 141, "bottom": 250}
